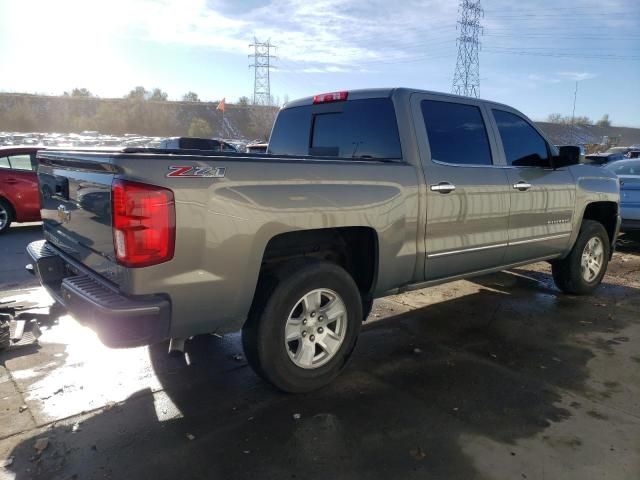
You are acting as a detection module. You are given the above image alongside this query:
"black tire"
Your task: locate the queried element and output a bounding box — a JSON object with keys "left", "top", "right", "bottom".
{"left": 552, "top": 220, "right": 610, "bottom": 295}
{"left": 362, "top": 298, "right": 374, "bottom": 320}
{"left": 242, "top": 260, "right": 362, "bottom": 393}
{"left": 0, "top": 199, "right": 13, "bottom": 234}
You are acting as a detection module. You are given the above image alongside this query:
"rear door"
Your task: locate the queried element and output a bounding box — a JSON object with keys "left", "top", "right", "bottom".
{"left": 488, "top": 108, "right": 576, "bottom": 264}
{"left": 412, "top": 94, "right": 511, "bottom": 281}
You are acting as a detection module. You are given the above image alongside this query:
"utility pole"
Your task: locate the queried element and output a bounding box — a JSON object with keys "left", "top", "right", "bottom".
{"left": 249, "top": 38, "right": 276, "bottom": 106}
{"left": 452, "top": 0, "right": 484, "bottom": 98}
{"left": 571, "top": 80, "right": 578, "bottom": 143}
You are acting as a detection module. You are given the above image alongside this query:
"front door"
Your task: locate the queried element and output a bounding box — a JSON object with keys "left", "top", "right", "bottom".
{"left": 412, "top": 94, "right": 511, "bottom": 281}
{"left": 489, "top": 109, "right": 576, "bottom": 263}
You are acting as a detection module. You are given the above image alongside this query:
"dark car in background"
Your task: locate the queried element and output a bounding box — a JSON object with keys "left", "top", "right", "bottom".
{"left": 605, "top": 159, "right": 640, "bottom": 232}
{"left": 584, "top": 151, "right": 626, "bottom": 165}
{"left": 0, "top": 146, "right": 41, "bottom": 233}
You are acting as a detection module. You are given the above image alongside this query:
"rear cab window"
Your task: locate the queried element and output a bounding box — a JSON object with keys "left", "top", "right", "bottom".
{"left": 268, "top": 98, "right": 402, "bottom": 160}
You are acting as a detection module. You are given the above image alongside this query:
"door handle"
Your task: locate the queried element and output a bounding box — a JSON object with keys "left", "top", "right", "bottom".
{"left": 4, "top": 178, "right": 18, "bottom": 184}
{"left": 430, "top": 182, "right": 456, "bottom": 194}
{"left": 513, "top": 181, "right": 532, "bottom": 191}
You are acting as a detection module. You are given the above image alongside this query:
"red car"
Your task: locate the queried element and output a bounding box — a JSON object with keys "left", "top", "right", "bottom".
{"left": 0, "top": 146, "right": 41, "bottom": 233}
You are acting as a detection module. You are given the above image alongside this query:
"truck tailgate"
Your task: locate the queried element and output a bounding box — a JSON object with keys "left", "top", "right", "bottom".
{"left": 38, "top": 151, "right": 122, "bottom": 283}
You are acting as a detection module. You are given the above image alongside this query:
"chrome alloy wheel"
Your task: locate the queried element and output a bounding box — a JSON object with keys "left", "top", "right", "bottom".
{"left": 284, "top": 288, "right": 347, "bottom": 369}
{"left": 581, "top": 237, "right": 604, "bottom": 282}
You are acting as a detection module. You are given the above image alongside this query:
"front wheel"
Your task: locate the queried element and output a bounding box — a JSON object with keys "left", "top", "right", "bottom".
{"left": 552, "top": 220, "right": 610, "bottom": 295}
{"left": 242, "top": 261, "right": 362, "bottom": 393}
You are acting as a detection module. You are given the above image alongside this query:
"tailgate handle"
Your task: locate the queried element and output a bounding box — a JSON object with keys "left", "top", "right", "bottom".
{"left": 55, "top": 179, "right": 69, "bottom": 199}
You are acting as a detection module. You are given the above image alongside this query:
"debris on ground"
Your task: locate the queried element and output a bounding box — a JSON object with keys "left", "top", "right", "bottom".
{"left": 409, "top": 446, "right": 427, "bottom": 460}
{"left": 0, "top": 311, "right": 43, "bottom": 352}
{"left": 19, "top": 405, "right": 28, "bottom": 413}
{"left": 413, "top": 347, "right": 422, "bottom": 354}
{"left": 33, "top": 437, "right": 49, "bottom": 454}
{"left": 71, "top": 422, "right": 81, "bottom": 433}
{"left": 293, "top": 413, "right": 301, "bottom": 420}
{"left": 232, "top": 354, "right": 243, "bottom": 361}
{"left": 186, "top": 433, "right": 195, "bottom": 441}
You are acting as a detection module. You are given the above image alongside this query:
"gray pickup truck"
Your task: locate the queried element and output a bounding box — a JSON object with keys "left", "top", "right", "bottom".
{"left": 28, "top": 88, "right": 620, "bottom": 392}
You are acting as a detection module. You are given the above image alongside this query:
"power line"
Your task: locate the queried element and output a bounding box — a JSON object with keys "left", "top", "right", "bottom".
{"left": 249, "top": 38, "right": 276, "bottom": 105}
{"left": 452, "top": 0, "right": 484, "bottom": 98}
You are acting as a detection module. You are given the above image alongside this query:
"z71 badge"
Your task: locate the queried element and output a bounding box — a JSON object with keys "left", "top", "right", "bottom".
{"left": 166, "top": 165, "right": 226, "bottom": 178}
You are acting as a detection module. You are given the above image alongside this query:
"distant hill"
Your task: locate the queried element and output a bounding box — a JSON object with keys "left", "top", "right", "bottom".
{"left": 0, "top": 93, "right": 277, "bottom": 141}
{"left": 535, "top": 121, "right": 640, "bottom": 147}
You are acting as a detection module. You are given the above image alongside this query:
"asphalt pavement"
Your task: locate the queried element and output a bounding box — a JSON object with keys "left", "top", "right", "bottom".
{"left": 0, "top": 226, "right": 639, "bottom": 480}
{"left": 0, "top": 223, "right": 43, "bottom": 291}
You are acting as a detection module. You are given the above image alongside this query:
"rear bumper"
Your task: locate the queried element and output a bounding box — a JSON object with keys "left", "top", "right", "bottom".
{"left": 26, "top": 240, "right": 170, "bottom": 348}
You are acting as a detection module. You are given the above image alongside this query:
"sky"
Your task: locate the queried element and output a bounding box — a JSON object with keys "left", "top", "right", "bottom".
{"left": 0, "top": 0, "right": 639, "bottom": 126}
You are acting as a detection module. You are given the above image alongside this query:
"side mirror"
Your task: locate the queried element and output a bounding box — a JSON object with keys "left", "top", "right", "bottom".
{"left": 553, "top": 145, "right": 581, "bottom": 168}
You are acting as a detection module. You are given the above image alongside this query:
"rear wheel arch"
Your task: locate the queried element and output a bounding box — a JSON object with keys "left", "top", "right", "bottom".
{"left": 258, "top": 226, "right": 379, "bottom": 302}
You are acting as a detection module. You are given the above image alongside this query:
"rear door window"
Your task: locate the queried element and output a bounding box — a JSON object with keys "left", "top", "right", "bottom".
{"left": 8, "top": 154, "right": 34, "bottom": 170}
{"left": 493, "top": 109, "right": 550, "bottom": 167}
{"left": 268, "top": 98, "right": 402, "bottom": 160}
{"left": 0, "top": 157, "right": 9, "bottom": 169}
{"left": 420, "top": 100, "right": 493, "bottom": 166}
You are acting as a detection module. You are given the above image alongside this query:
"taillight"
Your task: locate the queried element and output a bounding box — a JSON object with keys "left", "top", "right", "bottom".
{"left": 111, "top": 179, "right": 176, "bottom": 268}
{"left": 312, "top": 91, "right": 348, "bottom": 104}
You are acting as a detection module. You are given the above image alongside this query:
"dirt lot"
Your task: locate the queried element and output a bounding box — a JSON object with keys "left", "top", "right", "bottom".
{"left": 1, "top": 227, "right": 639, "bottom": 480}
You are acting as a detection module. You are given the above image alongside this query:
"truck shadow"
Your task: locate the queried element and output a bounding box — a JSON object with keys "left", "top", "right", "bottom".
{"left": 4, "top": 268, "right": 638, "bottom": 479}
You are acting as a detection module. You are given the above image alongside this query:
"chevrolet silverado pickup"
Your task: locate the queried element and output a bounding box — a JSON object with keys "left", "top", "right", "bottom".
{"left": 28, "top": 88, "right": 621, "bottom": 392}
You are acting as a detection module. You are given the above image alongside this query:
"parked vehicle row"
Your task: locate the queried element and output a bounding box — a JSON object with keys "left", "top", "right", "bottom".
{"left": 0, "top": 130, "right": 263, "bottom": 153}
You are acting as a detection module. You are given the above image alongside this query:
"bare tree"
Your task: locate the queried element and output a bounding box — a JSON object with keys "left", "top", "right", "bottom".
{"left": 596, "top": 114, "right": 611, "bottom": 127}
{"left": 182, "top": 91, "right": 200, "bottom": 102}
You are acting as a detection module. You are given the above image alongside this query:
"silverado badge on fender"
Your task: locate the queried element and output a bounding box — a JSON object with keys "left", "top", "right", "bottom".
{"left": 166, "top": 166, "right": 226, "bottom": 178}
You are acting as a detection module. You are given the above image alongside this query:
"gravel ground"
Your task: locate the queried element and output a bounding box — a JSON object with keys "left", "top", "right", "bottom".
{"left": 0, "top": 230, "right": 638, "bottom": 480}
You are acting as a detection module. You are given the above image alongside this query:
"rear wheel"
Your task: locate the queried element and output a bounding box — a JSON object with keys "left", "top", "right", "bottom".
{"left": 0, "top": 199, "right": 13, "bottom": 234}
{"left": 242, "top": 261, "right": 362, "bottom": 393}
{"left": 552, "top": 220, "right": 610, "bottom": 295}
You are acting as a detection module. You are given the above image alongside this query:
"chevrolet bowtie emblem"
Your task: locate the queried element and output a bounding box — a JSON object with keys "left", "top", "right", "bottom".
{"left": 57, "top": 205, "right": 71, "bottom": 224}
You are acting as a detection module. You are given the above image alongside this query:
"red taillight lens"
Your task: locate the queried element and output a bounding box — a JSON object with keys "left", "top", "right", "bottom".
{"left": 111, "top": 179, "right": 176, "bottom": 268}
{"left": 312, "top": 91, "right": 348, "bottom": 104}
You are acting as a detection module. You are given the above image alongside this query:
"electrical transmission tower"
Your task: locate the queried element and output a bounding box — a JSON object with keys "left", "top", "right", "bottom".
{"left": 451, "top": 0, "right": 484, "bottom": 98}
{"left": 249, "top": 38, "right": 275, "bottom": 105}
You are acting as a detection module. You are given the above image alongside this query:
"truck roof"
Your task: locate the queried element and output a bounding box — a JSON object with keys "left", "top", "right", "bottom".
{"left": 283, "top": 87, "right": 514, "bottom": 111}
